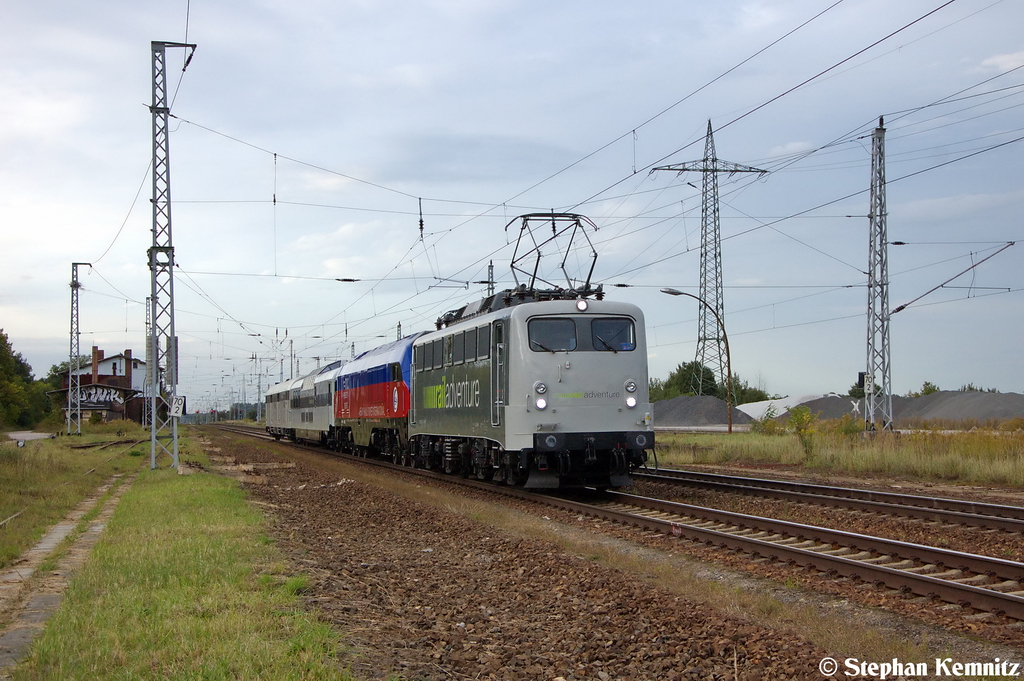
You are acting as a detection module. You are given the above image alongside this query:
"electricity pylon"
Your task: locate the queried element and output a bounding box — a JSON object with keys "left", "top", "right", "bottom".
{"left": 865, "top": 117, "right": 893, "bottom": 430}
{"left": 653, "top": 120, "right": 766, "bottom": 400}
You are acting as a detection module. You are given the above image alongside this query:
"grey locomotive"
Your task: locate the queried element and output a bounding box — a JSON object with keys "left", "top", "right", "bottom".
{"left": 408, "top": 288, "right": 653, "bottom": 488}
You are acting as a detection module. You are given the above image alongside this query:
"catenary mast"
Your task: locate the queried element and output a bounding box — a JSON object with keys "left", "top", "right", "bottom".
{"left": 865, "top": 117, "right": 893, "bottom": 430}
{"left": 67, "top": 262, "right": 90, "bottom": 435}
{"left": 148, "top": 41, "right": 195, "bottom": 468}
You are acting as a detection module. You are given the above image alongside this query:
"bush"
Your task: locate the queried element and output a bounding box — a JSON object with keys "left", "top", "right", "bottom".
{"left": 750, "top": 404, "right": 785, "bottom": 436}
{"left": 787, "top": 406, "right": 819, "bottom": 457}
{"left": 820, "top": 413, "right": 863, "bottom": 437}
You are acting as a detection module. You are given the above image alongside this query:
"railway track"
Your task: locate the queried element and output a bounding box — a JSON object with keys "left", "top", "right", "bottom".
{"left": 634, "top": 467, "right": 1024, "bottom": 533}
{"left": 206, "top": 424, "right": 1024, "bottom": 621}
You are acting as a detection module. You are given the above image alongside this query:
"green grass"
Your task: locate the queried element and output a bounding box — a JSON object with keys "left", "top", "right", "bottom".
{"left": 0, "top": 427, "right": 143, "bottom": 570}
{"left": 12, "top": 459, "right": 348, "bottom": 680}
{"left": 654, "top": 422, "right": 1024, "bottom": 487}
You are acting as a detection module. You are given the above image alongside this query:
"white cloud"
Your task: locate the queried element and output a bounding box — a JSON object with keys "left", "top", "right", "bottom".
{"left": 982, "top": 51, "right": 1024, "bottom": 72}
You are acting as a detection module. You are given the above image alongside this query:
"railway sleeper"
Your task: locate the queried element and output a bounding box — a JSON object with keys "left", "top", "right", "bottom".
{"left": 884, "top": 559, "right": 917, "bottom": 570}
{"left": 803, "top": 544, "right": 837, "bottom": 553}
{"left": 986, "top": 580, "right": 1022, "bottom": 593}
{"left": 899, "top": 563, "right": 938, "bottom": 574}
{"left": 771, "top": 537, "right": 807, "bottom": 546}
{"left": 949, "top": 573, "right": 991, "bottom": 586}
{"left": 820, "top": 547, "right": 856, "bottom": 557}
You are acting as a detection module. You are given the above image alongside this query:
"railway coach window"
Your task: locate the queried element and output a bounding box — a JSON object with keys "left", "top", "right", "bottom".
{"left": 477, "top": 324, "right": 490, "bottom": 359}
{"left": 453, "top": 331, "right": 465, "bottom": 365}
{"left": 432, "top": 338, "right": 444, "bottom": 370}
{"left": 528, "top": 318, "right": 577, "bottom": 352}
{"left": 592, "top": 318, "right": 636, "bottom": 352}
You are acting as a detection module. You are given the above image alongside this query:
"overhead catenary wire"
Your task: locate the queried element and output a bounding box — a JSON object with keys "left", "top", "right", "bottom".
{"left": 78, "top": 1, "right": 1022, "bottom": 404}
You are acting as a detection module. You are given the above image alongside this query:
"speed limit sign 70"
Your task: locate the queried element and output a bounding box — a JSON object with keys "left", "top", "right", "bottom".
{"left": 170, "top": 396, "right": 186, "bottom": 418}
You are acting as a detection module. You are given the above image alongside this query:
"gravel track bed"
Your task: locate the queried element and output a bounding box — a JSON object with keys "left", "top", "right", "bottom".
{"left": 630, "top": 480, "right": 1024, "bottom": 563}
{"left": 207, "top": 435, "right": 829, "bottom": 680}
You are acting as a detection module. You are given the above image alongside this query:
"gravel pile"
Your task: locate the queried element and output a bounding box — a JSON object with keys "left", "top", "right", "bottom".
{"left": 895, "top": 390, "right": 1024, "bottom": 422}
{"left": 653, "top": 395, "right": 753, "bottom": 428}
{"left": 655, "top": 391, "right": 1024, "bottom": 427}
{"left": 220, "top": 438, "right": 827, "bottom": 680}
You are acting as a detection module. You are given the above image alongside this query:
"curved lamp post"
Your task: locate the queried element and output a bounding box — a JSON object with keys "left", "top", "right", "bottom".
{"left": 660, "top": 288, "right": 733, "bottom": 434}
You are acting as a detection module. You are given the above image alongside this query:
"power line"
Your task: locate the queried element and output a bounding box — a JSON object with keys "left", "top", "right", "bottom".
{"left": 569, "top": 0, "right": 962, "bottom": 213}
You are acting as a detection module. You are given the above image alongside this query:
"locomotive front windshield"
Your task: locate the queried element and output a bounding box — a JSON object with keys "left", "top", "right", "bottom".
{"left": 528, "top": 316, "right": 636, "bottom": 352}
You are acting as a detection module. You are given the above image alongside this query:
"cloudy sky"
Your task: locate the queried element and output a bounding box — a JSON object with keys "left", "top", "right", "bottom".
{"left": 2, "top": 0, "right": 1022, "bottom": 411}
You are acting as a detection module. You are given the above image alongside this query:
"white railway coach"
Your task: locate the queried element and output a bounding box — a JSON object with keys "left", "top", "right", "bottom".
{"left": 265, "top": 361, "right": 344, "bottom": 444}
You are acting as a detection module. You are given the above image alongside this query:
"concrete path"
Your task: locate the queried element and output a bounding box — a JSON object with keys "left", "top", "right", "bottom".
{"left": 2, "top": 433, "right": 54, "bottom": 445}
{"left": 0, "top": 473, "right": 136, "bottom": 676}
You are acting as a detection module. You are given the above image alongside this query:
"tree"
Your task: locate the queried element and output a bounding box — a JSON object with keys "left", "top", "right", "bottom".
{"left": 650, "top": 363, "right": 778, "bottom": 404}
{"left": 664, "top": 361, "right": 718, "bottom": 399}
{"left": 725, "top": 373, "right": 777, "bottom": 405}
{"left": 44, "top": 356, "right": 91, "bottom": 390}
{"left": 906, "top": 381, "right": 941, "bottom": 398}
{"left": 0, "top": 330, "right": 55, "bottom": 428}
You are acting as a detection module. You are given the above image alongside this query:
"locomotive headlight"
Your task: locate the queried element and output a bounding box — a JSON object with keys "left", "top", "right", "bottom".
{"left": 534, "top": 381, "right": 547, "bottom": 394}
{"left": 625, "top": 396, "right": 638, "bottom": 408}
{"left": 535, "top": 397, "right": 548, "bottom": 410}
{"left": 625, "top": 380, "right": 637, "bottom": 393}
{"left": 576, "top": 299, "right": 589, "bottom": 312}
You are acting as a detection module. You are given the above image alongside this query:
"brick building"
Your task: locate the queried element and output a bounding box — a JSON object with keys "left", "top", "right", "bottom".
{"left": 55, "top": 346, "right": 147, "bottom": 423}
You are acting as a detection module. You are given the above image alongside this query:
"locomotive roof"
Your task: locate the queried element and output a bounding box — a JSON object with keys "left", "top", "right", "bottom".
{"left": 435, "top": 285, "right": 605, "bottom": 328}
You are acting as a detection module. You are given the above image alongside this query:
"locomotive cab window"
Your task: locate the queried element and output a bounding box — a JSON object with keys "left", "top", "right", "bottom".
{"left": 592, "top": 318, "right": 636, "bottom": 352}
{"left": 528, "top": 318, "right": 577, "bottom": 352}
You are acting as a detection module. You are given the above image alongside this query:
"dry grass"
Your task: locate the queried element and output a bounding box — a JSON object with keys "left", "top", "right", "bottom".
{"left": 653, "top": 425, "right": 1024, "bottom": 487}
{"left": 0, "top": 430, "right": 143, "bottom": 570}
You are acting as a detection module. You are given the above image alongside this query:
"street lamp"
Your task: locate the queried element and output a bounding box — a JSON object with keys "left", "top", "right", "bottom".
{"left": 660, "top": 287, "right": 733, "bottom": 434}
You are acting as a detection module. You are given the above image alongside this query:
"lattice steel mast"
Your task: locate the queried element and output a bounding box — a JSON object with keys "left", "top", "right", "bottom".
{"left": 67, "top": 262, "right": 90, "bottom": 436}
{"left": 653, "top": 120, "right": 766, "bottom": 399}
{"left": 865, "top": 117, "right": 893, "bottom": 430}
{"left": 148, "top": 41, "right": 195, "bottom": 469}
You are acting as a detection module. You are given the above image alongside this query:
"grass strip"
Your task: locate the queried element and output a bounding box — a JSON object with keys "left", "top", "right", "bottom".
{"left": 11, "top": 464, "right": 348, "bottom": 680}
{"left": 655, "top": 428, "right": 1024, "bottom": 487}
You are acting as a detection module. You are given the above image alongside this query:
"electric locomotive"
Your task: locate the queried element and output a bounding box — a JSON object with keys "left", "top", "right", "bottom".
{"left": 408, "top": 287, "right": 653, "bottom": 488}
